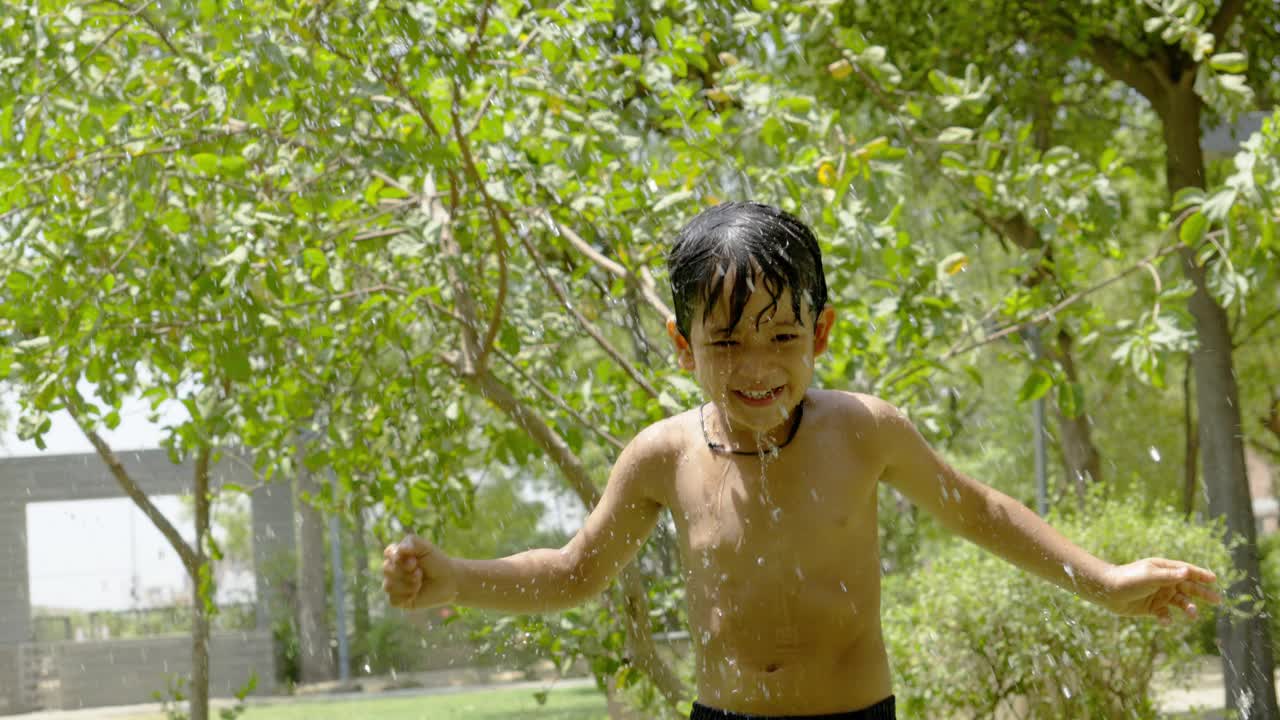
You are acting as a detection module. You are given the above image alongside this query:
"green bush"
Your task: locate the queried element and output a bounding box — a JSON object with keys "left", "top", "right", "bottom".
{"left": 883, "top": 492, "right": 1240, "bottom": 719}
{"left": 1258, "top": 532, "right": 1280, "bottom": 656}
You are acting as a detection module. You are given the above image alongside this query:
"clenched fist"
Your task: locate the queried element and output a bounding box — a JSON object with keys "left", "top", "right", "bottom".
{"left": 382, "top": 535, "right": 459, "bottom": 609}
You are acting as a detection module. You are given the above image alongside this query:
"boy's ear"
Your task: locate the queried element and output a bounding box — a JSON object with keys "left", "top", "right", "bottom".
{"left": 666, "top": 318, "right": 696, "bottom": 371}
{"left": 813, "top": 305, "right": 836, "bottom": 356}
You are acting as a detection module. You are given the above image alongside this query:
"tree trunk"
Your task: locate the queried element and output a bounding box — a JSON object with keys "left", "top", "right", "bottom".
{"left": 190, "top": 448, "right": 212, "bottom": 720}
{"left": 1165, "top": 81, "right": 1278, "bottom": 719}
{"left": 67, "top": 401, "right": 214, "bottom": 719}
{"left": 469, "top": 367, "right": 688, "bottom": 715}
{"left": 1183, "top": 355, "right": 1200, "bottom": 518}
{"left": 350, "top": 498, "right": 372, "bottom": 671}
{"left": 294, "top": 467, "right": 335, "bottom": 683}
{"left": 1048, "top": 330, "right": 1104, "bottom": 500}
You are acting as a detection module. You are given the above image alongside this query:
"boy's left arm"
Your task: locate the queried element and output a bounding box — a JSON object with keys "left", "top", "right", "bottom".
{"left": 869, "top": 397, "right": 1220, "bottom": 624}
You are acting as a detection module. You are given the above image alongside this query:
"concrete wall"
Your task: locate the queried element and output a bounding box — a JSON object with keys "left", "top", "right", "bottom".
{"left": 0, "top": 647, "right": 17, "bottom": 715}
{"left": 40, "top": 631, "right": 276, "bottom": 710}
{"left": 0, "top": 449, "right": 295, "bottom": 714}
{"left": 0, "top": 498, "right": 29, "bottom": 714}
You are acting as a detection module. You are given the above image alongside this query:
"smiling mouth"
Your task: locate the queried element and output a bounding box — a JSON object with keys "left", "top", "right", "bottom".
{"left": 733, "top": 385, "right": 785, "bottom": 406}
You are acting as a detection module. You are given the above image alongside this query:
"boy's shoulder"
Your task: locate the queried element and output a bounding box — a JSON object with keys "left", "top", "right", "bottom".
{"left": 607, "top": 410, "right": 697, "bottom": 477}
{"left": 809, "top": 388, "right": 900, "bottom": 425}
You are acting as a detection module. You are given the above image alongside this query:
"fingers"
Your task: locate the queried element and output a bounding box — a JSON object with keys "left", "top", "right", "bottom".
{"left": 1150, "top": 558, "right": 1217, "bottom": 585}
{"left": 382, "top": 536, "right": 426, "bottom": 608}
{"left": 1178, "top": 579, "right": 1223, "bottom": 605}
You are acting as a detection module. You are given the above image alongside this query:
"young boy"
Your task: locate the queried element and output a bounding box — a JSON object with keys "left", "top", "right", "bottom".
{"left": 383, "top": 202, "right": 1220, "bottom": 719}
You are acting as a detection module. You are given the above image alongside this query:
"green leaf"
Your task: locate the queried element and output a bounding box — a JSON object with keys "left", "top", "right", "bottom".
{"left": 1179, "top": 211, "right": 1207, "bottom": 245}
{"left": 973, "top": 175, "right": 993, "bottom": 198}
{"left": 6, "top": 270, "right": 32, "bottom": 294}
{"left": 654, "top": 17, "right": 673, "bottom": 50}
{"left": 652, "top": 190, "right": 692, "bottom": 213}
{"left": 302, "top": 248, "right": 328, "bottom": 271}
{"left": 220, "top": 347, "right": 251, "bottom": 382}
{"left": 0, "top": 102, "right": 14, "bottom": 144}
{"left": 1171, "top": 186, "right": 1204, "bottom": 212}
{"left": 220, "top": 155, "right": 247, "bottom": 173}
{"left": 1208, "top": 52, "right": 1247, "bottom": 74}
{"left": 1056, "top": 382, "right": 1085, "bottom": 419}
{"left": 1016, "top": 369, "right": 1053, "bottom": 403}
{"left": 937, "top": 127, "right": 974, "bottom": 145}
{"left": 160, "top": 209, "right": 191, "bottom": 233}
{"left": 192, "top": 153, "right": 220, "bottom": 174}
{"left": 1202, "top": 189, "right": 1236, "bottom": 222}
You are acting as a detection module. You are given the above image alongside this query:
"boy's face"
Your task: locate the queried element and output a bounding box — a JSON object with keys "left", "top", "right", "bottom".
{"left": 667, "top": 273, "right": 836, "bottom": 436}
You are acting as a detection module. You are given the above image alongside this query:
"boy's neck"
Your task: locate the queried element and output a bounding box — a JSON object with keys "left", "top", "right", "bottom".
{"left": 701, "top": 396, "right": 806, "bottom": 455}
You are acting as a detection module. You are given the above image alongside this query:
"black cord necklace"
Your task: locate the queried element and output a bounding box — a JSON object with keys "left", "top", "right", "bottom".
{"left": 700, "top": 398, "right": 805, "bottom": 456}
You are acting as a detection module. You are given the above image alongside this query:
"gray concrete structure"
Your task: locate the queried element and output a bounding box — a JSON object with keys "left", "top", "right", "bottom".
{"left": 0, "top": 449, "right": 295, "bottom": 714}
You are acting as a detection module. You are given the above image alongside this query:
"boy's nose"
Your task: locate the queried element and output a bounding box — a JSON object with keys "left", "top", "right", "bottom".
{"left": 732, "top": 350, "right": 776, "bottom": 376}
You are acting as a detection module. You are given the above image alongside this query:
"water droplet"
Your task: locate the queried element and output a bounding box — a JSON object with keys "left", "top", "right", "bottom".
{"left": 839, "top": 581, "right": 848, "bottom": 593}
{"left": 1149, "top": 446, "right": 1162, "bottom": 462}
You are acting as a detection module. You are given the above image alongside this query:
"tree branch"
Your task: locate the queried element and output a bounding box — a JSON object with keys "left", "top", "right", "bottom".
{"left": 515, "top": 221, "right": 662, "bottom": 400}
{"left": 450, "top": 80, "right": 508, "bottom": 376}
{"left": 539, "top": 210, "right": 674, "bottom": 319}
{"left": 463, "top": 366, "right": 686, "bottom": 712}
{"left": 1089, "top": 36, "right": 1173, "bottom": 108}
{"left": 943, "top": 239, "right": 1188, "bottom": 359}
{"left": 63, "top": 393, "right": 199, "bottom": 574}
{"left": 1208, "top": 0, "right": 1246, "bottom": 44}
{"left": 29, "top": 0, "right": 158, "bottom": 111}
{"left": 1236, "top": 305, "right": 1280, "bottom": 348}
{"left": 102, "top": 0, "right": 183, "bottom": 58}
{"left": 494, "top": 347, "right": 626, "bottom": 452}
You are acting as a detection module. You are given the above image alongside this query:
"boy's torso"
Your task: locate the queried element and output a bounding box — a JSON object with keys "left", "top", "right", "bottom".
{"left": 655, "top": 390, "right": 892, "bottom": 716}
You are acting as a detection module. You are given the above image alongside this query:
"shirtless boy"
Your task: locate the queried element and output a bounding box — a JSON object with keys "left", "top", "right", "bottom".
{"left": 383, "top": 201, "right": 1221, "bottom": 719}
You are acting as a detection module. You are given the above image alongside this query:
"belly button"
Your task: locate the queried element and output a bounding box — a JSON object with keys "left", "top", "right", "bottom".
{"left": 764, "top": 663, "right": 780, "bottom": 673}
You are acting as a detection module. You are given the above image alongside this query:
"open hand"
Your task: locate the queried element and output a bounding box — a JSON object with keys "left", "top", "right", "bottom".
{"left": 382, "top": 534, "right": 459, "bottom": 609}
{"left": 1102, "top": 558, "right": 1221, "bottom": 624}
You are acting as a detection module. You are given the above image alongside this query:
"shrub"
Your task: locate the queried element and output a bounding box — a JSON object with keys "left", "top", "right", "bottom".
{"left": 882, "top": 492, "right": 1240, "bottom": 719}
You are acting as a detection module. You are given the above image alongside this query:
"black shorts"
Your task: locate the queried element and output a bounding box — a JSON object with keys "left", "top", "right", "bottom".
{"left": 690, "top": 695, "right": 895, "bottom": 720}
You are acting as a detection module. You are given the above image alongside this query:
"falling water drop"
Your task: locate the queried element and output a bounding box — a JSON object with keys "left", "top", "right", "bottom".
{"left": 1149, "top": 446, "right": 1162, "bottom": 462}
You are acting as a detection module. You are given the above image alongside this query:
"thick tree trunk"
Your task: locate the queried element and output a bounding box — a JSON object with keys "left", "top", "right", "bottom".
{"left": 294, "top": 467, "right": 335, "bottom": 683}
{"left": 1183, "top": 355, "right": 1200, "bottom": 518}
{"left": 1165, "top": 82, "right": 1278, "bottom": 719}
{"left": 1048, "top": 330, "right": 1103, "bottom": 499}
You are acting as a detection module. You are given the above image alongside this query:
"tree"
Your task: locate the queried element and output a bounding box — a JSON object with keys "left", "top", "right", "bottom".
{"left": 7, "top": 2, "right": 1271, "bottom": 717}
{"left": 832, "top": 1, "right": 1280, "bottom": 714}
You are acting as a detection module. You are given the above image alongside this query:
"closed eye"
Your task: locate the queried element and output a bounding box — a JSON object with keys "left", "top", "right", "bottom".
{"left": 774, "top": 334, "right": 798, "bottom": 343}
{"left": 711, "top": 340, "right": 738, "bottom": 347}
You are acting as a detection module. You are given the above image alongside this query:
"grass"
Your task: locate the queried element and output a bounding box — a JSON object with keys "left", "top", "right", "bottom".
{"left": 123, "top": 685, "right": 609, "bottom": 720}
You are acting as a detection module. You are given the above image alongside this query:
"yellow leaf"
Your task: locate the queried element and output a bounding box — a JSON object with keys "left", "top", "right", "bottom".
{"left": 828, "top": 59, "right": 853, "bottom": 80}
{"left": 706, "top": 88, "right": 733, "bottom": 104}
{"left": 943, "top": 253, "right": 969, "bottom": 276}
{"left": 817, "top": 162, "right": 837, "bottom": 187}
{"left": 718, "top": 52, "right": 740, "bottom": 67}
{"left": 705, "top": 194, "right": 721, "bottom": 206}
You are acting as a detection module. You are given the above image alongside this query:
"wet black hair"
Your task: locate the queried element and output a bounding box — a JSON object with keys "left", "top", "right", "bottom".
{"left": 667, "top": 201, "right": 828, "bottom": 339}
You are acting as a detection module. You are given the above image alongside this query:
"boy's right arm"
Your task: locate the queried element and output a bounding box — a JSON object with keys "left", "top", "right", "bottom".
{"left": 383, "top": 425, "right": 671, "bottom": 614}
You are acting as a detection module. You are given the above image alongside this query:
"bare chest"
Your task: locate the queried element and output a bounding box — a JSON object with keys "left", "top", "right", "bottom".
{"left": 670, "top": 444, "right": 880, "bottom": 571}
